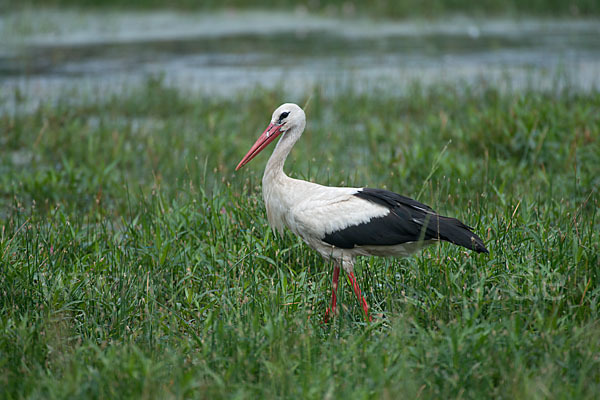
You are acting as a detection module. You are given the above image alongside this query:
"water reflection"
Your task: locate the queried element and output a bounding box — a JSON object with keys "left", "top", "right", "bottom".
{"left": 1, "top": 10, "right": 599, "bottom": 111}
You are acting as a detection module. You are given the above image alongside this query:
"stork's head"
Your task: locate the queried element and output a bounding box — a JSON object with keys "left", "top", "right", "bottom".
{"left": 270, "top": 103, "right": 305, "bottom": 132}
{"left": 235, "top": 103, "right": 305, "bottom": 170}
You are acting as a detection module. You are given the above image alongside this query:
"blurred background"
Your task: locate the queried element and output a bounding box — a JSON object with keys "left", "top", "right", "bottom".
{"left": 2, "top": 3, "right": 599, "bottom": 398}
{"left": 2, "top": 0, "right": 600, "bottom": 112}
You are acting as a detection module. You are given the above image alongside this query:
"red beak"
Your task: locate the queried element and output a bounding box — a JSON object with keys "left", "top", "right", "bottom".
{"left": 235, "top": 123, "right": 283, "bottom": 171}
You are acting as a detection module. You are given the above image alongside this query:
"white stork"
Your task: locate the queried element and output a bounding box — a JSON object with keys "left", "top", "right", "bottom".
{"left": 236, "top": 103, "right": 488, "bottom": 322}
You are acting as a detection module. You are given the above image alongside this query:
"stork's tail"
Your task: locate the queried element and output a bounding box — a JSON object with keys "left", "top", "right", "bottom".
{"left": 432, "top": 215, "right": 489, "bottom": 254}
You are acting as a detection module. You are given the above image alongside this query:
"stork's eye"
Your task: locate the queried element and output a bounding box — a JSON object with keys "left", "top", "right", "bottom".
{"left": 278, "top": 111, "right": 290, "bottom": 123}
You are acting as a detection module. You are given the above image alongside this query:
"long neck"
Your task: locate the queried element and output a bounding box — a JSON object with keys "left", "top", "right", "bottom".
{"left": 261, "top": 122, "right": 304, "bottom": 233}
{"left": 263, "top": 125, "right": 301, "bottom": 182}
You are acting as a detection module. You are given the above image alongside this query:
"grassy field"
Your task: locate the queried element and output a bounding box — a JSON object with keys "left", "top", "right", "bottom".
{"left": 8, "top": 0, "right": 600, "bottom": 17}
{"left": 1, "top": 79, "right": 599, "bottom": 398}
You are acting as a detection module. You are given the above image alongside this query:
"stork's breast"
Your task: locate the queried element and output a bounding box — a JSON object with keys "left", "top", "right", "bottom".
{"left": 264, "top": 199, "right": 287, "bottom": 235}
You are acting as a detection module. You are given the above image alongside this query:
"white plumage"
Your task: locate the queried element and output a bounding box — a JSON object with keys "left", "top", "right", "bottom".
{"left": 236, "top": 103, "right": 488, "bottom": 322}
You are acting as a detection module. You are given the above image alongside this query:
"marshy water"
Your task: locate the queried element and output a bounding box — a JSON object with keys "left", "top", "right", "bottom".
{"left": 1, "top": 10, "right": 600, "bottom": 111}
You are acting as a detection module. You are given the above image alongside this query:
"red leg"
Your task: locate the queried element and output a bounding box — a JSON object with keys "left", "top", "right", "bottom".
{"left": 347, "top": 271, "right": 372, "bottom": 322}
{"left": 323, "top": 264, "right": 341, "bottom": 323}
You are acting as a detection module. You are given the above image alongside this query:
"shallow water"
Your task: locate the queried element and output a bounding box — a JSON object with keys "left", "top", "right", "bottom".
{"left": 1, "top": 10, "right": 599, "bottom": 111}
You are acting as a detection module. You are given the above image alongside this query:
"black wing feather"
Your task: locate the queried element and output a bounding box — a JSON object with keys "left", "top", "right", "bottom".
{"left": 322, "top": 188, "right": 488, "bottom": 253}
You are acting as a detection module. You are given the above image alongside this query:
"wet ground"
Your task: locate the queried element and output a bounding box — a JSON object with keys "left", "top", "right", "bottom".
{"left": 2, "top": 10, "right": 599, "bottom": 111}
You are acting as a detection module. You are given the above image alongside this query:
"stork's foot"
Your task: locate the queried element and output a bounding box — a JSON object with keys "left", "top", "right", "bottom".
{"left": 347, "top": 271, "right": 373, "bottom": 323}
{"left": 322, "top": 307, "right": 335, "bottom": 324}
{"left": 322, "top": 264, "right": 373, "bottom": 323}
{"left": 323, "top": 264, "right": 341, "bottom": 324}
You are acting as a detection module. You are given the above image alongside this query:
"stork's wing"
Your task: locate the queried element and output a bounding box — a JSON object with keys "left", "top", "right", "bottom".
{"left": 293, "top": 188, "right": 488, "bottom": 253}
{"left": 289, "top": 186, "right": 388, "bottom": 241}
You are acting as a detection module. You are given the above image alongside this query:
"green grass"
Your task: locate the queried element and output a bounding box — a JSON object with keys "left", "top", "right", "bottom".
{"left": 7, "top": 0, "right": 600, "bottom": 18}
{"left": 1, "top": 78, "right": 599, "bottom": 398}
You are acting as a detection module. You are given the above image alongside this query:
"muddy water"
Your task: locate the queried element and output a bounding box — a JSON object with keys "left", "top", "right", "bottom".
{"left": 1, "top": 10, "right": 599, "bottom": 111}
